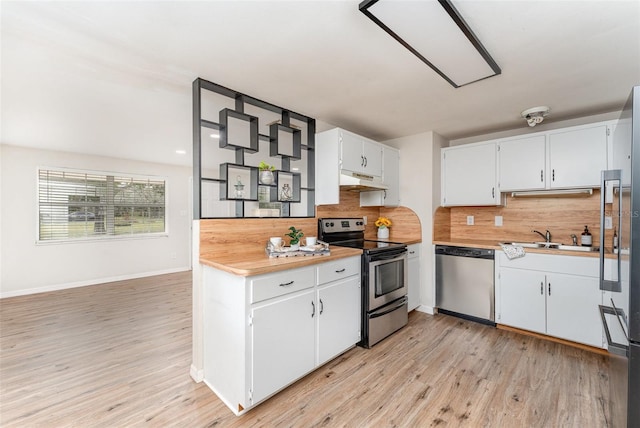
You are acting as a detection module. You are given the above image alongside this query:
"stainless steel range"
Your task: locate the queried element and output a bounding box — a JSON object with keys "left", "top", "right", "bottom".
{"left": 318, "top": 218, "right": 408, "bottom": 348}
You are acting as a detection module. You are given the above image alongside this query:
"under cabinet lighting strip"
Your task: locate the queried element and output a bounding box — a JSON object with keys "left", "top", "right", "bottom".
{"left": 511, "top": 189, "right": 593, "bottom": 198}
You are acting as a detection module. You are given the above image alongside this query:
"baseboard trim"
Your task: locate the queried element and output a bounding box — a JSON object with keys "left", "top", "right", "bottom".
{"left": 0, "top": 267, "right": 191, "bottom": 299}
{"left": 496, "top": 324, "right": 608, "bottom": 356}
{"left": 415, "top": 305, "right": 435, "bottom": 315}
{"left": 190, "top": 364, "right": 204, "bottom": 383}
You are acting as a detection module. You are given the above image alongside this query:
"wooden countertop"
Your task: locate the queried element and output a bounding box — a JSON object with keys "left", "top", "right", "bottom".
{"left": 433, "top": 239, "right": 617, "bottom": 259}
{"left": 200, "top": 244, "right": 363, "bottom": 276}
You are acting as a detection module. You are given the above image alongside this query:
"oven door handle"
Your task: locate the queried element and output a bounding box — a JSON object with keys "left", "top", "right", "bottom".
{"left": 369, "top": 297, "right": 408, "bottom": 319}
{"left": 369, "top": 251, "right": 407, "bottom": 263}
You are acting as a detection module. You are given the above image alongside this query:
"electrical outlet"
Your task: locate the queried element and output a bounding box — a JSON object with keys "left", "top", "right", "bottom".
{"left": 495, "top": 216, "right": 503, "bottom": 227}
{"left": 363, "top": 216, "right": 367, "bottom": 225}
{"left": 604, "top": 216, "right": 613, "bottom": 229}
{"left": 466, "top": 216, "right": 474, "bottom": 226}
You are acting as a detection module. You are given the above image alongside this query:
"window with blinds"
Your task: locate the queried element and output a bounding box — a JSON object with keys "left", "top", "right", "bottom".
{"left": 38, "top": 169, "right": 166, "bottom": 242}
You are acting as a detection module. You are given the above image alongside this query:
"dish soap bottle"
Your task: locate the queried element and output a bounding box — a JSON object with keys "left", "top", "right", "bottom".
{"left": 613, "top": 227, "right": 618, "bottom": 250}
{"left": 581, "top": 225, "right": 592, "bottom": 247}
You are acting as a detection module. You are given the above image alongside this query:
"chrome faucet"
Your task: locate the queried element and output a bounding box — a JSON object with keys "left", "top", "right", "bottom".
{"left": 570, "top": 234, "right": 578, "bottom": 246}
{"left": 532, "top": 229, "right": 552, "bottom": 242}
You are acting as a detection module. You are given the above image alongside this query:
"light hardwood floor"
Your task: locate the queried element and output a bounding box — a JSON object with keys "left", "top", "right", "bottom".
{"left": 0, "top": 272, "right": 611, "bottom": 427}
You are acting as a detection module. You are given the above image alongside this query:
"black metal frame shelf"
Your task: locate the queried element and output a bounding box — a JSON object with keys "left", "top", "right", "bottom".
{"left": 193, "top": 77, "right": 316, "bottom": 219}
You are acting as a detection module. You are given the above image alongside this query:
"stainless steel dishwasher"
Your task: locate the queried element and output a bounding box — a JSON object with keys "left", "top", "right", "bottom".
{"left": 435, "top": 245, "right": 495, "bottom": 325}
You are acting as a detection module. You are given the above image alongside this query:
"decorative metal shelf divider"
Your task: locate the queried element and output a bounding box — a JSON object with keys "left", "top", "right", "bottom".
{"left": 193, "top": 78, "right": 315, "bottom": 219}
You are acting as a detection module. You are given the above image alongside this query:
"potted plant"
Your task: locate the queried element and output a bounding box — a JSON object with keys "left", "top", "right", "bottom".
{"left": 258, "top": 161, "right": 276, "bottom": 185}
{"left": 285, "top": 226, "right": 304, "bottom": 250}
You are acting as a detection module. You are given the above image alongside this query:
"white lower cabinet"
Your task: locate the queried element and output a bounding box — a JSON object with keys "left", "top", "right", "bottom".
{"left": 251, "top": 289, "right": 316, "bottom": 405}
{"left": 499, "top": 268, "right": 546, "bottom": 333}
{"left": 407, "top": 244, "right": 421, "bottom": 311}
{"left": 317, "top": 276, "right": 361, "bottom": 364}
{"left": 497, "top": 252, "right": 603, "bottom": 348}
{"left": 203, "top": 256, "right": 361, "bottom": 414}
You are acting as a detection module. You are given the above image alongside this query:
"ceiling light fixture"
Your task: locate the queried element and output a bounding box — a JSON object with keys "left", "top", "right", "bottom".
{"left": 359, "top": 0, "right": 501, "bottom": 88}
{"left": 521, "top": 106, "right": 550, "bottom": 127}
{"left": 175, "top": 149, "right": 187, "bottom": 155}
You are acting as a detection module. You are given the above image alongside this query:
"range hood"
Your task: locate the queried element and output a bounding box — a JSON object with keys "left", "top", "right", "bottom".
{"left": 339, "top": 171, "right": 388, "bottom": 192}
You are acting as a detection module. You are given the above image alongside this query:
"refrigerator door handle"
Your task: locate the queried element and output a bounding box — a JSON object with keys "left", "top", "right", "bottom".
{"left": 600, "top": 169, "right": 623, "bottom": 293}
{"left": 599, "top": 304, "right": 629, "bottom": 357}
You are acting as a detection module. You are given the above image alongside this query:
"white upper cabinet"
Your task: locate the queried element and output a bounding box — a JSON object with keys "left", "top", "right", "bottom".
{"left": 340, "top": 130, "right": 382, "bottom": 177}
{"left": 496, "top": 121, "right": 610, "bottom": 193}
{"left": 498, "top": 134, "right": 546, "bottom": 191}
{"left": 441, "top": 141, "right": 500, "bottom": 206}
{"left": 548, "top": 123, "right": 608, "bottom": 188}
{"left": 316, "top": 128, "right": 395, "bottom": 206}
{"left": 360, "top": 146, "right": 400, "bottom": 207}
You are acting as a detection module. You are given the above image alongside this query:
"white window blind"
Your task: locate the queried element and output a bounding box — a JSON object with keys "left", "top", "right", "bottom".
{"left": 38, "top": 169, "right": 166, "bottom": 242}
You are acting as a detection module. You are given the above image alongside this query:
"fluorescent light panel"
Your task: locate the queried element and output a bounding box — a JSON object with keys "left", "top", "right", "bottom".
{"left": 359, "top": 0, "right": 501, "bottom": 88}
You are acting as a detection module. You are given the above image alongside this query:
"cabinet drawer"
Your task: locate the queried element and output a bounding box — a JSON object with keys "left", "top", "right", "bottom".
{"left": 251, "top": 267, "right": 315, "bottom": 303}
{"left": 407, "top": 244, "right": 420, "bottom": 259}
{"left": 316, "top": 256, "right": 360, "bottom": 285}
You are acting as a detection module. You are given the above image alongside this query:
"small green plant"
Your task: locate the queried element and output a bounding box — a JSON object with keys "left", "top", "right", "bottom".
{"left": 285, "top": 226, "right": 304, "bottom": 245}
{"left": 258, "top": 161, "right": 276, "bottom": 171}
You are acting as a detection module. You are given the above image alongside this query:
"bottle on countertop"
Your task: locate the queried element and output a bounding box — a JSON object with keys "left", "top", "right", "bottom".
{"left": 581, "top": 225, "right": 592, "bottom": 247}
{"left": 613, "top": 226, "right": 618, "bottom": 250}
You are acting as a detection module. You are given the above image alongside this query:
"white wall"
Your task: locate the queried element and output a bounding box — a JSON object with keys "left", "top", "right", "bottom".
{"left": 0, "top": 145, "right": 192, "bottom": 297}
{"left": 385, "top": 131, "right": 443, "bottom": 312}
{"left": 449, "top": 111, "right": 620, "bottom": 146}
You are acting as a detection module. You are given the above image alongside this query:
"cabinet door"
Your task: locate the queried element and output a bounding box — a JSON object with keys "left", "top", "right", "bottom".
{"left": 498, "top": 135, "right": 546, "bottom": 191}
{"left": 498, "top": 268, "right": 546, "bottom": 334}
{"left": 340, "top": 130, "right": 366, "bottom": 174}
{"left": 548, "top": 124, "right": 608, "bottom": 188}
{"left": 610, "top": 120, "right": 631, "bottom": 187}
{"left": 360, "top": 146, "right": 400, "bottom": 207}
{"left": 407, "top": 245, "right": 420, "bottom": 311}
{"left": 546, "top": 273, "right": 602, "bottom": 347}
{"left": 251, "top": 290, "right": 315, "bottom": 405}
{"left": 442, "top": 142, "right": 498, "bottom": 206}
{"left": 362, "top": 139, "right": 383, "bottom": 177}
{"left": 317, "top": 276, "right": 361, "bottom": 365}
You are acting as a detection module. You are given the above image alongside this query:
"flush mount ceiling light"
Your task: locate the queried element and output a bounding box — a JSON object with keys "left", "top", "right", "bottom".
{"left": 521, "top": 106, "right": 550, "bottom": 127}
{"left": 359, "top": 0, "right": 501, "bottom": 88}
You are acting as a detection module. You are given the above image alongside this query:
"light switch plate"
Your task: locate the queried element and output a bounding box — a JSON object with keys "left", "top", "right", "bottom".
{"left": 466, "top": 216, "right": 474, "bottom": 226}
{"left": 495, "top": 216, "right": 503, "bottom": 227}
{"left": 604, "top": 216, "right": 613, "bottom": 229}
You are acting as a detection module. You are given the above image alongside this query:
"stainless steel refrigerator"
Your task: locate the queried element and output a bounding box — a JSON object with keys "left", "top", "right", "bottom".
{"left": 600, "top": 85, "right": 640, "bottom": 427}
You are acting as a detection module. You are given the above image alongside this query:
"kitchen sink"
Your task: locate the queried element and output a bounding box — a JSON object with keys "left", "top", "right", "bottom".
{"left": 500, "top": 242, "right": 544, "bottom": 248}
{"left": 556, "top": 244, "right": 600, "bottom": 252}
{"left": 500, "top": 242, "right": 599, "bottom": 252}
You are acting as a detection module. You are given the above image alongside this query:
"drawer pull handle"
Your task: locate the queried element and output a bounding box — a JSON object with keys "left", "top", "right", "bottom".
{"left": 320, "top": 299, "right": 324, "bottom": 315}
{"left": 540, "top": 282, "right": 543, "bottom": 295}
{"left": 311, "top": 301, "right": 315, "bottom": 318}
{"left": 279, "top": 281, "right": 294, "bottom": 287}
{"left": 335, "top": 268, "right": 346, "bottom": 273}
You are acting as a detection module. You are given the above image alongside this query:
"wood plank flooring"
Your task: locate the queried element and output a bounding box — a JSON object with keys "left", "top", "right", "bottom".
{"left": 0, "top": 272, "right": 611, "bottom": 427}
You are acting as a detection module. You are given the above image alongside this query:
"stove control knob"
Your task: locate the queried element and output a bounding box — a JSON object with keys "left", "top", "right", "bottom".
{"left": 330, "top": 222, "right": 334, "bottom": 227}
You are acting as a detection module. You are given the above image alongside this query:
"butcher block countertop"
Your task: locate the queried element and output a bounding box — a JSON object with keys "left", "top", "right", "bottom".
{"left": 433, "top": 239, "right": 616, "bottom": 259}
{"left": 200, "top": 244, "right": 363, "bottom": 276}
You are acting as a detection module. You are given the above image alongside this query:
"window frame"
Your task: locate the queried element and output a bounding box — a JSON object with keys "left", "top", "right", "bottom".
{"left": 36, "top": 166, "right": 169, "bottom": 244}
